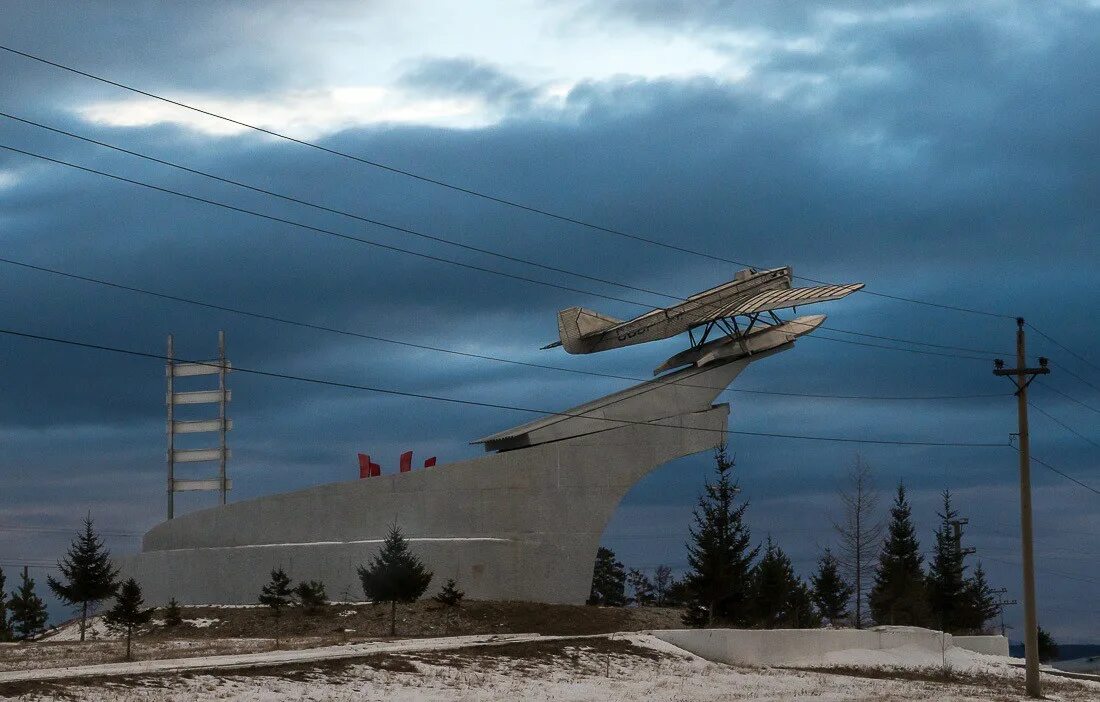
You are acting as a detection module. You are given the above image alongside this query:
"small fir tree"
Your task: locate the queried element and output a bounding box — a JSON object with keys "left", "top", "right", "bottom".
{"left": 258, "top": 568, "right": 295, "bottom": 648}
{"left": 0, "top": 566, "right": 11, "bottom": 641}
{"left": 163, "top": 598, "right": 183, "bottom": 627}
{"left": 682, "top": 446, "right": 758, "bottom": 627}
{"left": 103, "top": 578, "right": 153, "bottom": 660}
{"left": 751, "top": 537, "right": 817, "bottom": 628}
{"left": 47, "top": 516, "right": 119, "bottom": 642}
{"left": 8, "top": 570, "right": 48, "bottom": 640}
{"left": 627, "top": 568, "right": 655, "bottom": 606}
{"left": 357, "top": 525, "right": 433, "bottom": 636}
{"left": 811, "top": 548, "right": 854, "bottom": 627}
{"left": 1036, "top": 625, "right": 1059, "bottom": 663}
{"left": 960, "top": 563, "right": 1000, "bottom": 633}
{"left": 790, "top": 580, "right": 821, "bottom": 629}
{"left": 295, "top": 580, "right": 327, "bottom": 614}
{"left": 588, "top": 547, "right": 627, "bottom": 606}
{"left": 869, "top": 483, "right": 929, "bottom": 627}
{"left": 926, "top": 491, "right": 968, "bottom": 632}
{"left": 433, "top": 578, "right": 465, "bottom": 607}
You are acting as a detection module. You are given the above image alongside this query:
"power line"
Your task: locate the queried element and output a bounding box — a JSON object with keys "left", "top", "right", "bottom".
{"left": 0, "top": 114, "right": 1020, "bottom": 360}
{"left": 0, "top": 110, "right": 682, "bottom": 305}
{"left": 0, "top": 255, "right": 1010, "bottom": 402}
{"left": 1036, "top": 381, "right": 1100, "bottom": 416}
{"left": 0, "top": 140, "right": 1010, "bottom": 363}
{"left": 1026, "top": 322, "right": 1099, "bottom": 373}
{"left": 1009, "top": 445, "right": 1100, "bottom": 496}
{"left": 1028, "top": 452, "right": 1100, "bottom": 497}
{"left": 1049, "top": 361, "right": 1100, "bottom": 394}
{"left": 0, "top": 325, "right": 1011, "bottom": 448}
{"left": 0, "top": 43, "right": 1017, "bottom": 321}
{"left": 1028, "top": 402, "right": 1100, "bottom": 451}
{"left": 0, "top": 142, "right": 654, "bottom": 309}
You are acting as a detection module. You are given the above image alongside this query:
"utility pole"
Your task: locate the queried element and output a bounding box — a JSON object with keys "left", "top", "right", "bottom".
{"left": 993, "top": 317, "right": 1049, "bottom": 698}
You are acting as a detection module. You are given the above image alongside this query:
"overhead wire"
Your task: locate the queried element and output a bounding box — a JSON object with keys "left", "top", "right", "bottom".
{"left": 0, "top": 43, "right": 1018, "bottom": 321}
{"left": 1035, "top": 382, "right": 1100, "bottom": 416}
{"left": 0, "top": 115, "right": 1018, "bottom": 359}
{"left": 0, "top": 254, "right": 1009, "bottom": 402}
{"left": 0, "top": 325, "right": 1011, "bottom": 448}
{"left": 1027, "top": 402, "right": 1100, "bottom": 452}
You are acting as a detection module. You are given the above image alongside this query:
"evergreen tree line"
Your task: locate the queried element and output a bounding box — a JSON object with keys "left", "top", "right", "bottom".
{"left": 588, "top": 449, "right": 1008, "bottom": 636}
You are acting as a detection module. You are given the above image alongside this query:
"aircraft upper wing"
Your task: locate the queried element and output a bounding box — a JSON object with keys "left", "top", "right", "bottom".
{"left": 724, "top": 283, "right": 865, "bottom": 316}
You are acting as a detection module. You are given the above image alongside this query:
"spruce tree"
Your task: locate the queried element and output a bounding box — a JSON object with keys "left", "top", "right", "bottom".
{"left": 357, "top": 525, "right": 433, "bottom": 636}
{"left": 627, "top": 568, "right": 655, "bottom": 606}
{"left": 869, "top": 483, "right": 929, "bottom": 626}
{"left": 682, "top": 446, "right": 758, "bottom": 627}
{"left": 47, "top": 516, "right": 119, "bottom": 642}
{"left": 258, "top": 568, "right": 295, "bottom": 648}
{"left": 588, "top": 547, "right": 627, "bottom": 606}
{"left": 1036, "top": 625, "right": 1059, "bottom": 663}
{"left": 926, "top": 491, "right": 968, "bottom": 632}
{"left": 751, "top": 537, "right": 816, "bottom": 628}
{"left": 103, "top": 578, "right": 153, "bottom": 661}
{"left": 811, "top": 548, "right": 854, "bottom": 627}
{"left": 8, "top": 570, "right": 48, "bottom": 640}
{"left": 163, "top": 597, "right": 183, "bottom": 627}
{"left": 295, "top": 580, "right": 327, "bottom": 614}
{"left": 0, "top": 566, "right": 10, "bottom": 641}
{"left": 960, "top": 563, "right": 1000, "bottom": 633}
{"left": 433, "top": 578, "right": 465, "bottom": 607}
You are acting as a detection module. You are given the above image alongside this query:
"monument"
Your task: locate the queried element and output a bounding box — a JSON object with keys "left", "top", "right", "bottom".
{"left": 121, "top": 267, "right": 862, "bottom": 604}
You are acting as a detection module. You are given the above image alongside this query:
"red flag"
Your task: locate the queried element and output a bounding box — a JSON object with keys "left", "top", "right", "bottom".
{"left": 423, "top": 456, "right": 437, "bottom": 468}
{"left": 400, "top": 450, "right": 413, "bottom": 473}
{"left": 358, "top": 453, "right": 370, "bottom": 479}
{"left": 370, "top": 461, "right": 381, "bottom": 477}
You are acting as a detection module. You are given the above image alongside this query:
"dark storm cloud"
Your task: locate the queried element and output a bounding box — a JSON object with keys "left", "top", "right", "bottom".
{"left": 1, "top": 1, "right": 1097, "bottom": 638}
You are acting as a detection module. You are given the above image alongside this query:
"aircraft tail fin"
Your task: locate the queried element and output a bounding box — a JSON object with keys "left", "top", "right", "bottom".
{"left": 554, "top": 306, "right": 622, "bottom": 353}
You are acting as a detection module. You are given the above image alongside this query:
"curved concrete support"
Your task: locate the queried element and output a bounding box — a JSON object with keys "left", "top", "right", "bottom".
{"left": 121, "top": 350, "right": 788, "bottom": 605}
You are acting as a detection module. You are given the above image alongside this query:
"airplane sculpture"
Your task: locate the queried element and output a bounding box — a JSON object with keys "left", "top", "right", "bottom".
{"left": 542, "top": 266, "right": 863, "bottom": 375}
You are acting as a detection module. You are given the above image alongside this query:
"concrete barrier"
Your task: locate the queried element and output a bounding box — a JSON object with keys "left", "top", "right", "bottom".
{"left": 953, "top": 634, "right": 1010, "bottom": 657}
{"left": 652, "top": 627, "right": 1009, "bottom": 666}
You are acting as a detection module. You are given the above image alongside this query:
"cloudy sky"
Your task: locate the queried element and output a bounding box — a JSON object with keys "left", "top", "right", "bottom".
{"left": 0, "top": 1, "right": 1097, "bottom": 641}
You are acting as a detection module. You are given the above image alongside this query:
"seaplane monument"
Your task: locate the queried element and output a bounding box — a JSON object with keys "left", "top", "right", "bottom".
{"left": 121, "top": 267, "right": 862, "bottom": 605}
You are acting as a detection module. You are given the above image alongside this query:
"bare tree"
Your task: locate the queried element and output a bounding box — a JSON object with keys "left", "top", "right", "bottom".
{"left": 832, "top": 455, "right": 884, "bottom": 629}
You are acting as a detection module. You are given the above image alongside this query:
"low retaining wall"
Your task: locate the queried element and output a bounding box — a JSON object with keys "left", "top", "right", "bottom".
{"left": 652, "top": 626, "right": 1008, "bottom": 666}
{"left": 953, "top": 634, "right": 1010, "bottom": 657}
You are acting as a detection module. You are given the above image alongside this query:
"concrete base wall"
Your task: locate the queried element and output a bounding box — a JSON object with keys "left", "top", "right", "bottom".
{"left": 652, "top": 627, "right": 1010, "bottom": 666}
{"left": 120, "top": 404, "right": 731, "bottom": 606}
{"left": 952, "top": 635, "right": 1010, "bottom": 657}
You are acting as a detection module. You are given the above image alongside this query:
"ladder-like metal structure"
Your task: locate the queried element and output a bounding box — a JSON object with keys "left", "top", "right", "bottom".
{"left": 166, "top": 331, "right": 232, "bottom": 519}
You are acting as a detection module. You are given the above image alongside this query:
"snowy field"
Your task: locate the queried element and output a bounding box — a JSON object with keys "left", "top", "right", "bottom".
{"left": 3, "top": 633, "right": 1098, "bottom": 701}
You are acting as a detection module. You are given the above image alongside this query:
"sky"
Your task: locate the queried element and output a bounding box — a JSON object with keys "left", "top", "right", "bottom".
{"left": 0, "top": 0, "right": 1097, "bottom": 642}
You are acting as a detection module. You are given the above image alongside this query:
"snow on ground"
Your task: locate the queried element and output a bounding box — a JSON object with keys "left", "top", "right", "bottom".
{"left": 182, "top": 618, "right": 219, "bottom": 628}
{"left": 40, "top": 615, "right": 222, "bottom": 642}
{"left": 6, "top": 633, "right": 1098, "bottom": 702}
{"left": 789, "top": 642, "right": 1019, "bottom": 675}
{"left": 41, "top": 616, "right": 118, "bottom": 642}
{"left": 0, "top": 633, "right": 547, "bottom": 683}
